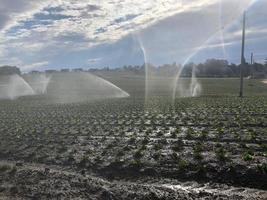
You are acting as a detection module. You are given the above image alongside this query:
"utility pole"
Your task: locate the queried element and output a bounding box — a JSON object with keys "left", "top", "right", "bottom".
{"left": 239, "top": 11, "right": 246, "bottom": 98}
{"left": 250, "top": 53, "right": 253, "bottom": 65}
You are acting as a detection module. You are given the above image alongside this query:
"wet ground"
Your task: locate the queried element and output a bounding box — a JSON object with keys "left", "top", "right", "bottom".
{"left": 0, "top": 161, "right": 266, "bottom": 200}
{"left": 0, "top": 76, "right": 266, "bottom": 199}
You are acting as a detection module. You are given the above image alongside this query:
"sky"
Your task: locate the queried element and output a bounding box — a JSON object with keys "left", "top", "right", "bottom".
{"left": 0, "top": 0, "right": 266, "bottom": 72}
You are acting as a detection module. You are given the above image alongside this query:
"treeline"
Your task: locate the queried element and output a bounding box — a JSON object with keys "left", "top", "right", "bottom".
{"left": 1, "top": 59, "right": 267, "bottom": 78}
{"left": 117, "top": 59, "right": 267, "bottom": 78}
{"left": 184, "top": 59, "right": 267, "bottom": 78}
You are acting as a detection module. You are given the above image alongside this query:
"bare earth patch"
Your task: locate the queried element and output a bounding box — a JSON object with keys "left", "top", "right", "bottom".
{"left": 262, "top": 80, "right": 267, "bottom": 84}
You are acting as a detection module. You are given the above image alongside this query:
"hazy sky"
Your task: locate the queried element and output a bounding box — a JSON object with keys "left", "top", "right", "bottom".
{"left": 0, "top": 0, "right": 266, "bottom": 71}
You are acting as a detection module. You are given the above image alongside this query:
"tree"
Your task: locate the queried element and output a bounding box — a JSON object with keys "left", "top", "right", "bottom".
{"left": 0, "top": 66, "right": 21, "bottom": 76}
{"left": 182, "top": 62, "right": 195, "bottom": 77}
{"left": 203, "top": 59, "right": 229, "bottom": 77}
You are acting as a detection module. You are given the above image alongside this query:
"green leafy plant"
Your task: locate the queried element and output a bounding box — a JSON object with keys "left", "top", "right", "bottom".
{"left": 178, "top": 159, "right": 189, "bottom": 171}
{"left": 257, "top": 163, "right": 267, "bottom": 174}
{"left": 242, "top": 151, "right": 254, "bottom": 161}
{"left": 172, "top": 139, "right": 184, "bottom": 152}
{"left": 193, "top": 142, "right": 204, "bottom": 161}
{"left": 133, "top": 149, "right": 143, "bottom": 160}
{"left": 215, "top": 146, "right": 228, "bottom": 162}
{"left": 0, "top": 164, "right": 12, "bottom": 173}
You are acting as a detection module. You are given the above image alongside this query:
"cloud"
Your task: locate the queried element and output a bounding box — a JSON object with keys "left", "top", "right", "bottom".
{"left": 0, "top": 0, "right": 266, "bottom": 69}
{"left": 21, "top": 61, "right": 49, "bottom": 71}
{"left": 134, "top": 0, "right": 255, "bottom": 64}
{"left": 0, "top": 0, "right": 54, "bottom": 31}
{"left": 88, "top": 57, "right": 103, "bottom": 64}
{"left": 1, "top": 0, "right": 218, "bottom": 47}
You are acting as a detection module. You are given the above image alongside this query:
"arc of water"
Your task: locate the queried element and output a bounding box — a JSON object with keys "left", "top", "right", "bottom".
{"left": 118, "top": 12, "right": 149, "bottom": 102}
{"left": 91, "top": 73, "right": 130, "bottom": 97}
{"left": 219, "top": 0, "right": 227, "bottom": 59}
{"left": 135, "top": 34, "right": 149, "bottom": 102}
{"left": 172, "top": 1, "right": 257, "bottom": 103}
{"left": 8, "top": 74, "right": 35, "bottom": 100}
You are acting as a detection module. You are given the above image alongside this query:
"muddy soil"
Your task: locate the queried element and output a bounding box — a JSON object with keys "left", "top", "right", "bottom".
{"left": 0, "top": 161, "right": 266, "bottom": 200}
{"left": 0, "top": 77, "right": 266, "bottom": 199}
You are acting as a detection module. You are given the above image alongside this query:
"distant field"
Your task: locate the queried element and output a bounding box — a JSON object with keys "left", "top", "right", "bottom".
{"left": 0, "top": 73, "right": 266, "bottom": 199}
{"left": 96, "top": 72, "right": 267, "bottom": 97}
